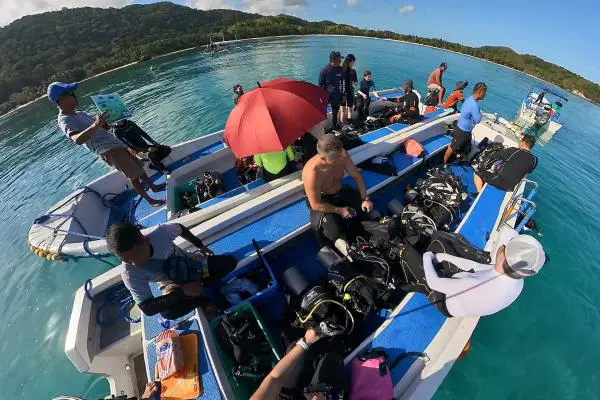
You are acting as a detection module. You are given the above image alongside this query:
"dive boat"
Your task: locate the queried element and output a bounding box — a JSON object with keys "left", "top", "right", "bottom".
{"left": 28, "top": 88, "right": 449, "bottom": 261}
{"left": 62, "top": 110, "right": 539, "bottom": 399}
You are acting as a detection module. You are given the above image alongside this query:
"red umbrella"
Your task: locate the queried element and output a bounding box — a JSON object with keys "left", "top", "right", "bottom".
{"left": 224, "top": 78, "right": 329, "bottom": 158}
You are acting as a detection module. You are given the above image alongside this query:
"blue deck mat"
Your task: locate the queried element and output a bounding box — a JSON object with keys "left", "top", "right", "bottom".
{"left": 390, "top": 135, "right": 452, "bottom": 172}
{"left": 361, "top": 293, "right": 446, "bottom": 381}
{"left": 199, "top": 178, "right": 266, "bottom": 209}
{"left": 143, "top": 282, "right": 196, "bottom": 340}
{"left": 361, "top": 127, "right": 394, "bottom": 142}
{"left": 456, "top": 184, "right": 507, "bottom": 248}
{"left": 166, "top": 141, "right": 225, "bottom": 171}
{"left": 145, "top": 319, "right": 221, "bottom": 400}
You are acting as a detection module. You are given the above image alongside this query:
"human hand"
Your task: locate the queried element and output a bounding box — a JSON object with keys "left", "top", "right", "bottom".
{"left": 361, "top": 200, "right": 373, "bottom": 213}
{"left": 339, "top": 207, "right": 355, "bottom": 219}
{"left": 142, "top": 381, "right": 159, "bottom": 399}
{"left": 304, "top": 328, "right": 321, "bottom": 345}
{"left": 182, "top": 282, "right": 204, "bottom": 297}
{"left": 94, "top": 111, "right": 109, "bottom": 128}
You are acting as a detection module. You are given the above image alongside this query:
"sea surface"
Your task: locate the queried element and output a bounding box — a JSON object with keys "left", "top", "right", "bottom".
{"left": 0, "top": 36, "right": 599, "bottom": 399}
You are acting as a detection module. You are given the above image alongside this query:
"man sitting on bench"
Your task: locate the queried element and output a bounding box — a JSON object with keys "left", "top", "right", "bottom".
{"left": 474, "top": 135, "right": 538, "bottom": 192}
{"left": 303, "top": 134, "right": 373, "bottom": 248}
{"left": 107, "top": 222, "right": 237, "bottom": 320}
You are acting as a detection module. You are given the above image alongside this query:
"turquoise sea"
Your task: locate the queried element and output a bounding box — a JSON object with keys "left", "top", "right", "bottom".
{"left": 1, "top": 36, "right": 599, "bottom": 399}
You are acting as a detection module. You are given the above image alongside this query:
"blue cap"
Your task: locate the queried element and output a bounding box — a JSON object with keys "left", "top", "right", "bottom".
{"left": 47, "top": 82, "right": 79, "bottom": 104}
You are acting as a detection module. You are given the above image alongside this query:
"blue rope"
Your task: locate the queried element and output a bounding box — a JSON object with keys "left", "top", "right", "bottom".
{"left": 84, "top": 279, "right": 141, "bottom": 325}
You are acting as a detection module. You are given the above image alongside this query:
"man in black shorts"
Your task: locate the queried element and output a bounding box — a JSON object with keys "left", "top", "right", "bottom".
{"left": 318, "top": 51, "right": 344, "bottom": 130}
{"left": 474, "top": 135, "right": 538, "bottom": 192}
{"left": 444, "top": 82, "right": 487, "bottom": 164}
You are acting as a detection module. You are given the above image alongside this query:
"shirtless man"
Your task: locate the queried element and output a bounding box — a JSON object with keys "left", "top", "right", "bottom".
{"left": 302, "top": 134, "right": 373, "bottom": 246}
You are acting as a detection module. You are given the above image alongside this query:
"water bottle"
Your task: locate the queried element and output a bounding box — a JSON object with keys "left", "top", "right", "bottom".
{"left": 493, "top": 113, "right": 500, "bottom": 124}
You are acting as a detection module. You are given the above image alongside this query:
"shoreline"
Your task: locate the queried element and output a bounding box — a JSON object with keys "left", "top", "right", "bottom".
{"left": 1, "top": 34, "right": 595, "bottom": 118}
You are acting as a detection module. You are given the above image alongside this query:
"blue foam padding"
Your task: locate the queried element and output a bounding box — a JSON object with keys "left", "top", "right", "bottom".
{"left": 167, "top": 142, "right": 225, "bottom": 171}
{"left": 208, "top": 199, "right": 308, "bottom": 260}
{"left": 422, "top": 135, "right": 452, "bottom": 155}
{"left": 365, "top": 293, "right": 446, "bottom": 383}
{"left": 423, "top": 108, "right": 444, "bottom": 119}
{"left": 344, "top": 169, "right": 391, "bottom": 190}
{"left": 220, "top": 168, "right": 241, "bottom": 192}
{"left": 457, "top": 185, "right": 506, "bottom": 249}
{"left": 361, "top": 127, "right": 393, "bottom": 142}
{"left": 145, "top": 319, "right": 221, "bottom": 400}
{"left": 392, "top": 152, "right": 420, "bottom": 172}
{"left": 143, "top": 282, "right": 196, "bottom": 340}
{"left": 387, "top": 122, "right": 409, "bottom": 131}
{"left": 447, "top": 164, "right": 478, "bottom": 195}
{"left": 200, "top": 178, "right": 266, "bottom": 209}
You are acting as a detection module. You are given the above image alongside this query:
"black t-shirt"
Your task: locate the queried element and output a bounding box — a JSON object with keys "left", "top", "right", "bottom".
{"left": 359, "top": 79, "right": 375, "bottom": 97}
{"left": 397, "top": 91, "right": 420, "bottom": 117}
{"left": 480, "top": 147, "right": 538, "bottom": 191}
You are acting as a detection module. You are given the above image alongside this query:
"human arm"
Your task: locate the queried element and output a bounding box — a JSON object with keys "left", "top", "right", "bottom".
{"left": 141, "top": 382, "right": 158, "bottom": 399}
{"left": 318, "top": 68, "right": 327, "bottom": 89}
{"left": 422, "top": 252, "right": 475, "bottom": 294}
{"left": 68, "top": 112, "right": 110, "bottom": 145}
{"left": 251, "top": 329, "right": 321, "bottom": 400}
{"left": 472, "top": 103, "right": 482, "bottom": 125}
{"left": 343, "top": 152, "right": 373, "bottom": 212}
{"left": 434, "top": 253, "right": 489, "bottom": 272}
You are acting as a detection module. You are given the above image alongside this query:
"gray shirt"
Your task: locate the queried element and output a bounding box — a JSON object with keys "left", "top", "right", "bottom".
{"left": 58, "top": 111, "right": 126, "bottom": 155}
{"left": 121, "top": 223, "right": 185, "bottom": 303}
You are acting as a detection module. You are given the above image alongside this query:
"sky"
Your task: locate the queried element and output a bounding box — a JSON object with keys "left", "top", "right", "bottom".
{"left": 1, "top": 0, "right": 598, "bottom": 83}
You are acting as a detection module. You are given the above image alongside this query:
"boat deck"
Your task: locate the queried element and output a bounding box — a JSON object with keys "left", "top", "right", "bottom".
{"left": 140, "top": 132, "right": 471, "bottom": 398}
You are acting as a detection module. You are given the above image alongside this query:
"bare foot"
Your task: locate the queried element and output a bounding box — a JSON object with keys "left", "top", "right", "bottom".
{"left": 150, "top": 182, "right": 166, "bottom": 192}
{"left": 148, "top": 198, "right": 166, "bottom": 207}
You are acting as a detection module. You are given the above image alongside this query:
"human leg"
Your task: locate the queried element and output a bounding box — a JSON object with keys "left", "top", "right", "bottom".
{"left": 331, "top": 103, "right": 340, "bottom": 129}
{"left": 131, "top": 179, "right": 165, "bottom": 206}
{"left": 474, "top": 172, "right": 485, "bottom": 192}
{"left": 443, "top": 145, "right": 454, "bottom": 164}
{"left": 140, "top": 173, "right": 166, "bottom": 192}
{"left": 438, "top": 86, "right": 446, "bottom": 104}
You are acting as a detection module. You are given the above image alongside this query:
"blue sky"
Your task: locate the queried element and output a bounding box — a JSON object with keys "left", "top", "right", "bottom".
{"left": 3, "top": 0, "right": 598, "bottom": 83}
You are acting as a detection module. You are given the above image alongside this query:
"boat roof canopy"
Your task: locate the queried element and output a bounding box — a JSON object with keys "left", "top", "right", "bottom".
{"left": 532, "top": 84, "right": 569, "bottom": 102}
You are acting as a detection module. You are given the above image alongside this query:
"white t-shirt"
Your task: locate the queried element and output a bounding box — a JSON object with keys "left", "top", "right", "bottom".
{"left": 58, "top": 111, "right": 126, "bottom": 155}
{"left": 120, "top": 223, "right": 184, "bottom": 303}
{"left": 423, "top": 226, "right": 523, "bottom": 317}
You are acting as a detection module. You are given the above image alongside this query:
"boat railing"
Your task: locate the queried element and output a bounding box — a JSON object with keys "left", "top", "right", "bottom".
{"left": 499, "top": 179, "right": 538, "bottom": 232}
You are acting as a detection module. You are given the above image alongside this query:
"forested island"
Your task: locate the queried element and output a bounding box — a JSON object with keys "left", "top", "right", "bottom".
{"left": 1, "top": 1, "right": 599, "bottom": 115}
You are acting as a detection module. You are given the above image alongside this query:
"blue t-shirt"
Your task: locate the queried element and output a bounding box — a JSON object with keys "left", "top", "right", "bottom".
{"left": 457, "top": 96, "right": 482, "bottom": 132}
{"left": 318, "top": 64, "right": 343, "bottom": 103}
{"left": 359, "top": 79, "right": 375, "bottom": 97}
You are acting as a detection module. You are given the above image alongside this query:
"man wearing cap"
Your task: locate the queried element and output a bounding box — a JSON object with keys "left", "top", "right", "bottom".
{"left": 420, "top": 226, "right": 546, "bottom": 317}
{"left": 427, "top": 62, "right": 448, "bottom": 105}
{"left": 389, "top": 79, "right": 421, "bottom": 124}
{"left": 48, "top": 82, "right": 165, "bottom": 206}
{"left": 318, "top": 51, "right": 344, "bottom": 129}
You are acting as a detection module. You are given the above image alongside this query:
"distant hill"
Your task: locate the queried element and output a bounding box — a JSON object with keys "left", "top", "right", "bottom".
{"left": 1, "top": 2, "right": 599, "bottom": 114}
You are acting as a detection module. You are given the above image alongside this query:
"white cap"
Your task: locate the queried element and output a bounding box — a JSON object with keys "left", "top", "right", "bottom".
{"left": 505, "top": 234, "right": 546, "bottom": 277}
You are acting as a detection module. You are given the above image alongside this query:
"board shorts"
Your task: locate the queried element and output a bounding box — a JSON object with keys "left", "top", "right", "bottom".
{"left": 428, "top": 83, "right": 443, "bottom": 91}
{"left": 101, "top": 148, "right": 145, "bottom": 180}
{"left": 450, "top": 126, "right": 472, "bottom": 155}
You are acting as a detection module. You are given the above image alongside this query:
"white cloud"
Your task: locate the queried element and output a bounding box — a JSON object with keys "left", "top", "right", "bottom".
{"left": 398, "top": 4, "right": 415, "bottom": 14}
{"left": 0, "top": 0, "right": 133, "bottom": 26}
{"left": 347, "top": 0, "right": 357, "bottom": 6}
{"left": 241, "top": 0, "right": 309, "bottom": 15}
{"left": 186, "top": 0, "right": 237, "bottom": 10}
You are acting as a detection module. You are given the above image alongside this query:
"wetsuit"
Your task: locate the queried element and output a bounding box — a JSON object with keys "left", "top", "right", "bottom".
{"left": 318, "top": 64, "right": 344, "bottom": 129}
{"left": 308, "top": 186, "right": 366, "bottom": 246}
